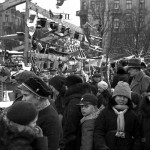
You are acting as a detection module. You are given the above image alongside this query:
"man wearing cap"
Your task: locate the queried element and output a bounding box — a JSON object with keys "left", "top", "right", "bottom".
{"left": 127, "top": 58, "right": 150, "bottom": 96}
{"left": 60, "top": 75, "right": 92, "bottom": 150}
{"left": 18, "top": 76, "right": 62, "bottom": 150}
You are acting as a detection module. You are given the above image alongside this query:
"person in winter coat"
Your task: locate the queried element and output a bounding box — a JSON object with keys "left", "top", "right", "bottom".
{"left": 0, "top": 101, "right": 48, "bottom": 150}
{"left": 131, "top": 91, "right": 142, "bottom": 114}
{"left": 60, "top": 77, "right": 92, "bottom": 150}
{"left": 97, "top": 81, "right": 112, "bottom": 108}
{"left": 94, "top": 81, "right": 141, "bottom": 150}
{"left": 18, "top": 76, "right": 62, "bottom": 150}
{"left": 78, "top": 93, "right": 101, "bottom": 150}
{"left": 111, "top": 66, "right": 129, "bottom": 89}
{"left": 127, "top": 58, "right": 150, "bottom": 96}
{"left": 138, "top": 85, "right": 150, "bottom": 150}
{"left": 49, "top": 75, "right": 66, "bottom": 122}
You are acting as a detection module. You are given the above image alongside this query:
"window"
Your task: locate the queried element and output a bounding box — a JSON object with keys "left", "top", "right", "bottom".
{"left": 114, "top": 18, "right": 119, "bottom": 28}
{"left": 139, "top": 16, "right": 145, "bottom": 27}
{"left": 126, "top": 0, "right": 132, "bottom": 10}
{"left": 5, "top": 15, "right": 9, "bottom": 22}
{"left": 126, "top": 14, "right": 132, "bottom": 27}
{"left": 139, "top": 0, "right": 145, "bottom": 9}
{"left": 114, "top": 0, "right": 120, "bottom": 9}
{"left": 91, "top": 1, "right": 95, "bottom": 10}
{"left": 82, "top": 2, "right": 86, "bottom": 10}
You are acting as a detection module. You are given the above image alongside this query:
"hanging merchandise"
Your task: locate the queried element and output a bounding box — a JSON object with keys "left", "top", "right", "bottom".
{"left": 27, "top": 14, "right": 38, "bottom": 37}
{"left": 36, "top": 18, "right": 47, "bottom": 28}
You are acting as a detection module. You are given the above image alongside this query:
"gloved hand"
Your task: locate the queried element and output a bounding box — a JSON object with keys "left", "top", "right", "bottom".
{"left": 34, "top": 126, "right": 43, "bottom": 137}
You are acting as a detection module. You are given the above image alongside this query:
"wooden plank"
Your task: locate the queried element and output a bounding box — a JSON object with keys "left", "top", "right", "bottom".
{"left": 1, "top": 0, "right": 26, "bottom": 11}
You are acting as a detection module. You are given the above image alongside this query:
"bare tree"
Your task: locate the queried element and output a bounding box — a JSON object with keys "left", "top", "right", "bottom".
{"left": 110, "top": 7, "right": 150, "bottom": 58}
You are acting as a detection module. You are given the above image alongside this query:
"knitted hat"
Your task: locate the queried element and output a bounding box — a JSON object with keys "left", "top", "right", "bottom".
{"left": 7, "top": 101, "right": 38, "bottom": 125}
{"left": 112, "top": 81, "right": 131, "bottom": 99}
{"left": 65, "top": 75, "right": 83, "bottom": 87}
{"left": 49, "top": 76, "right": 66, "bottom": 92}
{"left": 77, "top": 93, "right": 98, "bottom": 106}
{"left": 18, "top": 76, "right": 51, "bottom": 98}
{"left": 98, "top": 81, "right": 108, "bottom": 90}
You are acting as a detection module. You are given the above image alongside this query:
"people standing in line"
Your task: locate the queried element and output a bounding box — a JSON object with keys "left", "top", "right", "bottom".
{"left": 60, "top": 75, "right": 93, "bottom": 150}
{"left": 127, "top": 58, "right": 150, "bottom": 96}
{"left": 18, "top": 77, "right": 62, "bottom": 150}
{"left": 94, "top": 81, "right": 141, "bottom": 150}
{"left": 97, "top": 81, "right": 111, "bottom": 109}
{"left": 138, "top": 85, "right": 150, "bottom": 150}
{"left": 77, "top": 93, "right": 102, "bottom": 150}
{"left": 0, "top": 101, "right": 48, "bottom": 150}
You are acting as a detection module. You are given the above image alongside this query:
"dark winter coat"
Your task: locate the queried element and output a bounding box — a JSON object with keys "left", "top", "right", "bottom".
{"left": 0, "top": 114, "right": 48, "bottom": 150}
{"left": 11, "top": 96, "right": 61, "bottom": 150}
{"left": 97, "top": 90, "right": 112, "bottom": 108}
{"left": 60, "top": 83, "right": 92, "bottom": 150}
{"left": 94, "top": 108, "right": 141, "bottom": 150}
{"left": 111, "top": 67, "right": 129, "bottom": 88}
{"left": 139, "top": 95, "right": 150, "bottom": 150}
{"left": 37, "top": 104, "right": 62, "bottom": 150}
{"left": 94, "top": 97, "right": 141, "bottom": 150}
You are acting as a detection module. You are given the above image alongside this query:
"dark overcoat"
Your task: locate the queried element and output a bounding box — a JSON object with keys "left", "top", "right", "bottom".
{"left": 139, "top": 95, "right": 150, "bottom": 150}
{"left": 61, "top": 83, "right": 92, "bottom": 150}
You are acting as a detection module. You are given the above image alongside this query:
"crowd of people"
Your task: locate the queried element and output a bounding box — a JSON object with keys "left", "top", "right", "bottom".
{"left": 0, "top": 57, "right": 150, "bottom": 150}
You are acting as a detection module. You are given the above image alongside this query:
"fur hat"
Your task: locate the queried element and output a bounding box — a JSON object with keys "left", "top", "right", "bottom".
{"left": 65, "top": 75, "right": 83, "bottom": 87}
{"left": 49, "top": 76, "right": 66, "bottom": 92}
{"left": 18, "top": 76, "right": 51, "bottom": 98}
{"left": 13, "top": 70, "right": 37, "bottom": 83}
{"left": 77, "top": 93, "right": 98, "bottom": 106}
{"left": 127, "top": 58, "right": 142, "bottom": 69}
{"left": 112, "top": 81, "right": 131, "bottom": 99}
{"left": 7, "top": 101, "right": 38, "bottom": 125}
{"left": 98, "top": 81, "right": 108, "bottom": 90}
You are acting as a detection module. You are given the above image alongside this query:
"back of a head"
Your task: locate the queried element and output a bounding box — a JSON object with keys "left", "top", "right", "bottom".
{"left": 65, "top": 75, "right": 83, "bottom": 88}
{"left": 117, "top": 67, "right": 126, "bottom": 74}
{"left": 7, "top": 101, "right": 38, "bottom": 125}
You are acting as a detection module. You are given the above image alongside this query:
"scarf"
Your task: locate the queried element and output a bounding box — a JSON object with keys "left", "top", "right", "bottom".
{"left": 37, "top": 99, "right": 50, "bottom": 111}
{"left": 112, "top": 105, "right": 129, "bottom": 138}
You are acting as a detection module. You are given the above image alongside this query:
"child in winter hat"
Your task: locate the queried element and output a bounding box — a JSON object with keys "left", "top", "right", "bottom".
{"left": 112, "top": 81, "right": 132, "bottom": 138}
{"left": 0, "top": 101, "right": 48, "bottom": 150}
{"left": 77, "top": 93, "right": 103, "bottom": 150}
{"left": 112, "top": 81, "right": 131, "bottom": 100}
{"left": 94, "top": 82, "right": 141, "bottom": 150}
{"left": 97, "top": 81, "right": 108, "bottom": 94}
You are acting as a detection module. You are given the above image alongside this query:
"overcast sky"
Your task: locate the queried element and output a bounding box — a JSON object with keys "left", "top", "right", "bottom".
{"left": 0, "top": 0, "right": 80, "bottom": 26}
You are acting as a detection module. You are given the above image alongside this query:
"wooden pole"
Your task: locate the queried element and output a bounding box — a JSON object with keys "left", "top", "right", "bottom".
{"left": 24, "top": 0, "right": 29, "bottom": 66}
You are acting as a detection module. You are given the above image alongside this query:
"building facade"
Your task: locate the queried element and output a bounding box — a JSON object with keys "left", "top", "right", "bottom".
{"left": 78, "top": 0, "right": 150, "bottom": 59}
{"left": 0, "top": 0, "right": 25, "bottom": 50}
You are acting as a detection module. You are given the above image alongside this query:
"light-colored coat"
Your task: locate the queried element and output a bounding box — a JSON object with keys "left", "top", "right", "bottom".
{"left": 130, "top": 71, "right": 150, "bottom": 95}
